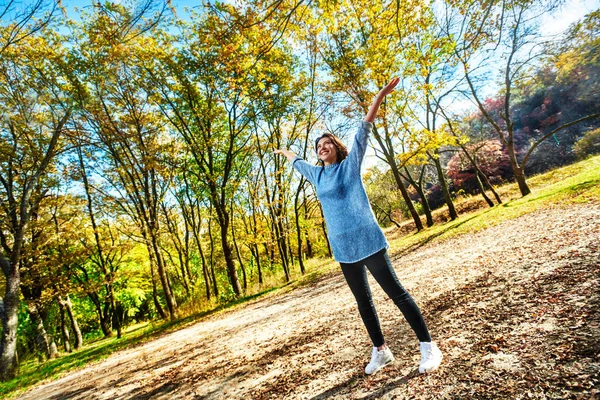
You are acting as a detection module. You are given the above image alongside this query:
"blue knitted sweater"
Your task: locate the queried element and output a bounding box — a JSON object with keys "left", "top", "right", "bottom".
{"left": 292, "top": 121, "right": 388, "bottom": 263}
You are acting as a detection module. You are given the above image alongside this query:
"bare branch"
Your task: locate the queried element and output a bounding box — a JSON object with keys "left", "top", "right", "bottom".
{"left": 0, "top": 0, "right": 59, "bottom": 54}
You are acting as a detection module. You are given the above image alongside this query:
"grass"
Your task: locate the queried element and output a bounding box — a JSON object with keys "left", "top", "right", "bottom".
{"left": 1, "top": 155, "right": 598, "bottom": 398}
{"left": 386, "top": 155, "right": 600, "bottom": 255}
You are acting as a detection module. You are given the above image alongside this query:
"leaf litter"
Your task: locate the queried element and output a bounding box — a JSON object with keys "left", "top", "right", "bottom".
{"left": 17, "top": 203, "right": 600, "bottom": 400}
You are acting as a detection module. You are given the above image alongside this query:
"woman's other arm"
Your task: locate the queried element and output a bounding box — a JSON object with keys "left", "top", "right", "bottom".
{"left": 274, "top": 149, "right": 318, "bottom": 185}
{"left": 273, "top": 149, "right": 297, "bottom": 161}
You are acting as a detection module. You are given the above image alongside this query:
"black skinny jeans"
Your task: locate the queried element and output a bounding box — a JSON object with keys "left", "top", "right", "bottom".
{"left": 340, "top": 248, "right": 431, "bottom": 347}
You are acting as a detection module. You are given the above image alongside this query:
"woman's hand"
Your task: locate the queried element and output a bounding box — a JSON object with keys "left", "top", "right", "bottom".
{"left": 377, "top": 77, "right": 400, "bottom": 99}
{"left": 274, "top": 149, "right": 297, "bottom": 162}
{"left": 364, "top": 77, "right": 400, "bottom": 123}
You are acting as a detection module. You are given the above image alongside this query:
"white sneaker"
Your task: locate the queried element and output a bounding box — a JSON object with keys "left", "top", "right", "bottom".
{"left": 419, "top": 342, "right": 443, "bottom": 373}
{"left": 365, "top": 346, "right": 394, "bottom": 375}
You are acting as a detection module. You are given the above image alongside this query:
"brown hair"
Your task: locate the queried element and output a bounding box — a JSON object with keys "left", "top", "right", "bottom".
{"left": 314, "top": 133, "right": 348, "bottom": 164}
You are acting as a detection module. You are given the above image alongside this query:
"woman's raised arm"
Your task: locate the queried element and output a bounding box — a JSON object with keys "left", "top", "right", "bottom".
{"left": 364, "top": 77, "right": 400, "bottom": 123}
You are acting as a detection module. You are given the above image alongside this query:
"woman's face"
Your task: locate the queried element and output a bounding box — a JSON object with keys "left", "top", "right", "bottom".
{"left": 317, "top": 137, "right": 338, "bottom": 166}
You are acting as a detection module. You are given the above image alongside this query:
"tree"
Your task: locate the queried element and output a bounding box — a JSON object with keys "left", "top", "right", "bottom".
{"left": 573, "top": 127, "right": 600, "bottom": 159}
{"left": 0, "top": 31, "right": 71, "bottom": 380}
{"left": 444, "top": 0, "right": 600, "bottom": 196}
{"left": 142, "top": 4, "right": 296, "bottom": 296}
{"left": 172, "top": 166, "right": 213, "bottom": 300}
{"left": 447, "top": 139, "right": 509, "bottom": 196}
{"left": 19, "top": 191, "right": 88, "bottom": 357}
{"left": 69, "top": 7, "right": 179, "bottom": 319}
{"left": 0, "top": 0, "right": 59, "bottom": 55}
{"left": 250, "top": 46, "right": 306, "bottom": 281}
{"left": 70, "top": 142, "right": 131, "bottom": 336}
{"left": 441, "top": 110, "right": 504, "bottom": 206}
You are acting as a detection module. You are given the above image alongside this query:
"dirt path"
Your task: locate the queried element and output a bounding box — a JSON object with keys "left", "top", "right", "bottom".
{"left": 18, "top": 204, "right": 600, "bottom": 399}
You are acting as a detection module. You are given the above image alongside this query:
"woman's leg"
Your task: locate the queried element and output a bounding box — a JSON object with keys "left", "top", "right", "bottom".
{"left": 363, "top": 249, "right": 431, "bottom": 343}
{"left": 340, "top": 261, "right": 385, "bottom": 348}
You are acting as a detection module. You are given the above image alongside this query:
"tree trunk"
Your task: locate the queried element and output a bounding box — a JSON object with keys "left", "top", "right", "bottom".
{"left": 475, "top": 171, "right": 494, "bottom": 207}
{"left": 183, "top": 228, "right": 194, "bottom": 290}
{"left": 231, "top": 218, "right": 247, "bottom": 290}
{"left": 459, "top": 143, "right": 502, "bottom": 205}
{"left": 318, "top": 204, "right": 333, "bottom": 257}
{"left": 27, "top": 302, "right": 57, "bottom": 360}
{"left": 182, "top": 196, "right": 211, "bottom": 300}
{"left": 150, "top": 235, "right": 178, "bottom": 320}
{"left": 480, "top": 170, "right": 503, "bottom": 205}
{"left": 303, "top": 187, "right": 314, "bottom": 259}
{"left": 220, "top": 221, "right": 242, "bottom": 297}
{"left": 192, "top": 222, "right": 211, "bottom": 300}
{"left": 415, "top": 184, "right": 434, "bottom": 227}
{"left": 403, "top": 166, "right": 434, "bottom": 227}
{"left": 506, "top": 141, "right": 531, "bottom": 196}
{"left": 430, "top": 154, "right": 458, "bottom": 220}
{"left": 389, "top": 163, "right": 424, "bottom": 231}
{"left": 248, "top": 202, "right": 264, "bottom": 284}
{"left": 275, "top": 218, "right": 290, "bottom": 281}
{"left": 0, "top": 256, "right": 20, "bottom": 381}
{"left": 150, "top": 260, "right": 167, "bottom": 320}
{"left": 305, "top": 231, "right": 313, "bottom": 258}
{"left": 275, "top": 198, "right": 290, "bottom": 280}
{"left": 62, "top": 295, "right": 82, "bottom": 350}
{"left": 286, "top": 230, "right": 294, "bottom": 270}
{"left": 162, "top": 204, "right": 190, "bottom": 296}
{"left": 370, "top": 125, "right": 423, "bottom": 231}
{"left": 110, "top": 292, "right": 122, "bottom": 339}
{"left": 207, "top": 217, "right": 219, "bottom": 298}
{"left": 86, "top": 292, "right": 112, "bottom": 337}
{"left": 198, "top": 239, "right": 211, "bottom": 300}
{"left": 212, "top": 199, "right": 242, "bottom": 297}
{"left": 58, "top": 300, "right": 71, "bottom": 353}
{"left": 254, "top": 245, "right": 263, "bottom": 284}
{"left": 99, "top": 296, "right": 112, "bottom": 337}
{"left": 294, "top": 183, "right": 306, "bottom": 274}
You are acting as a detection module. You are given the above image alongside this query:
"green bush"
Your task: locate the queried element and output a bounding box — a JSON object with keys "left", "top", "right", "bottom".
{"left": 573, "top": 127, "right": 600, "bottom": 159}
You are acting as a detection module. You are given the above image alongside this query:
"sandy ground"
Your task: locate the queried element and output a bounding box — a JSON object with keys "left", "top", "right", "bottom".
{"left": 18, "top": 203, "right": 600, "bottom": 399}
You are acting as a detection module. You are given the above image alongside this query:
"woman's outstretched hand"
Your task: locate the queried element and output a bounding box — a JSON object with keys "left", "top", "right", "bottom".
{"left": 274, "top": 149, "right": 297, "bottom": 162}
{"left": 364, "top": 77, "right": 400, "bottom": 123}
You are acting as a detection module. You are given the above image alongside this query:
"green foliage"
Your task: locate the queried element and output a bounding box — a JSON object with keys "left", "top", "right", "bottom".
{"left": 364, "top": 166, "right": 406, "bottom": 226}
{"left": 16, "top": 304, "right": 34, "bottom": 362}
{"left": 554, "top": 10, "right": 600, "bottom": 83}
{"left": 573, "top": 127, "right": 600, "bottom": 159}
{"left": 71, "top": 296, "right": 102, "bottom": 336}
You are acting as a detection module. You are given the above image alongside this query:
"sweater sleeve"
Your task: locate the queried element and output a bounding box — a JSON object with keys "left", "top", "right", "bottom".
{"left": 347, "top": 121, "right": 373, "bottom": 167}
{"left": 291, "top": 156, "right": 319, "bottom": 185}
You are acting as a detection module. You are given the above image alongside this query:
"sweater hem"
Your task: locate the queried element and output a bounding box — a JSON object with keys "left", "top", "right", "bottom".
{"left": 335, "top": 244, "right": 389, "bottom": 264}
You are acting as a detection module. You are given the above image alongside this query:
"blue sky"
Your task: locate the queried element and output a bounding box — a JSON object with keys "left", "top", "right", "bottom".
{"left": 60, "top": 0, "right": 599, "bottom": 29}
{"left": 540, "top": 0, "right": 599, "bottom": 35}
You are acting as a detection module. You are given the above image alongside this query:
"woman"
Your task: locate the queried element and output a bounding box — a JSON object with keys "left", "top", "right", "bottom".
{"left": 274, "top": 78, "right": 442, "bottom": 375}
